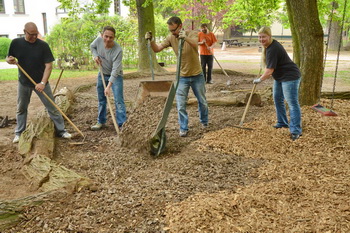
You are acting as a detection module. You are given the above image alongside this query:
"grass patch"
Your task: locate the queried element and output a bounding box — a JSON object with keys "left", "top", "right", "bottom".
{"left": 0, "top": 68, "right": 135, "bottom": 81}
{"left": 324, "top": 70, "right": 350, "bottom": 81}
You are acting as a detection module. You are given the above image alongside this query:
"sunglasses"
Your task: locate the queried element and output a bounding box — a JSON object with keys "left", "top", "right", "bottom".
{"left": 169, "top": 24, "right": 180, "bottom": 33}
{"left": 25, "top": 30, "right": 38, "bottom": 37}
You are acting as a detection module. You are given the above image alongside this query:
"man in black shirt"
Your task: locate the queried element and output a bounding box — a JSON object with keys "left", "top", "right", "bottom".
{"left": 6, "top": 22, "right": 71, "bottom": 143}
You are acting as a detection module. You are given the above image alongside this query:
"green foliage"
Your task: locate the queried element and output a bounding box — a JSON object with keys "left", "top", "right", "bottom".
{"left": 57, "top": 0, "right": 112, "bottom": 18}
{"left": 223, "top": 0, "right": 282, "bottom": 33}
{"left": 0, "top": 37, "right": 11, "bottom": 59}
{"left": 46, "top": 14, "right": 137, "bottom": 69}
{"left": 46, "top": 13, "right": 176, "bottom": 69}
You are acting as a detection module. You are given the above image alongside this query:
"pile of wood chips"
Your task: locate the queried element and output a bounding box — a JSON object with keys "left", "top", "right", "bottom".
{"left": 119, "top": 96, "right": 167, "bottom": 153}
{"left": 165, "top": 99, "right": 350, "bottom": 232}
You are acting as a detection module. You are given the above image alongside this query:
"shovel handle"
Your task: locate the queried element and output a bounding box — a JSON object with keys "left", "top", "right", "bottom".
{"left": 17, "top": 64, "right": 85, "bottom": 138}
{"left": 100, "top": 67, "right": 120, "bottom": 135}
{"left": 147, "top": 39, "right": 155, "bottom": 80}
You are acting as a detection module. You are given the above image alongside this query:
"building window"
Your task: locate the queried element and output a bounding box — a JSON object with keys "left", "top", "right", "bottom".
{"left": 114, "top": 0, "right": 120, "bottom": 15}
{"left": 0, "top": 0, "right": 5, "bottom": 13}
{"left": 13, "top": 0, "right": 25, "bottom": 14}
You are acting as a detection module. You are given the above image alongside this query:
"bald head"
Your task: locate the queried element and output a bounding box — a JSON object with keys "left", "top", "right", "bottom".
{"left": 24, "top": 22, "right": 39, "bottom": 43}
{"left": 24, "top": 22, "right": 38, "bottom": 31}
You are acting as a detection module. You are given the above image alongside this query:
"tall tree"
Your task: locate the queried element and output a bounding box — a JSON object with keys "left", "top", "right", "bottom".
{"left": 286, "top": 0, "right": 324, "bottom": 105}
{"left": 135, "top": 0, "right": 166, "bottom": 73}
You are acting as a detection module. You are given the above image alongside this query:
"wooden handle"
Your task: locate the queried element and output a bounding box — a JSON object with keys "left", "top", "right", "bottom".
{"left": 100, "top": 67, "right": 120, "bottom": 135}
{"left": 214, "top": 56, "right": 229, "bottom": 78}
{"left": 17, "top": 64, "right": 84, "bottom": 138}
{"left": 238, "top": 68, "right": 262, "bottom": 126}
{"left": 53, "top": 69, "right": 64, "bottom": 94}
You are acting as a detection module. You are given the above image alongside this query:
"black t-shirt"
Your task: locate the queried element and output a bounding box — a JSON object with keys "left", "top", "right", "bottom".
{"left": 266, "top": 40, "right": 300, "bottom": 82}
{"left": 8, "top": 38, "right": 55, "bottom": 87}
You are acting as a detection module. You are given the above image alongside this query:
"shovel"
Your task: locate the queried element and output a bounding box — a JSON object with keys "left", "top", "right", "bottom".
{"left": 148, "top": 38, "right": 185, "bottom": 156}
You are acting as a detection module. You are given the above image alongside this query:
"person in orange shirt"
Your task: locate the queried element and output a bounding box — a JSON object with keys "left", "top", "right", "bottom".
{"left": 198, "top": 24, "right": 217, "bottom": 84}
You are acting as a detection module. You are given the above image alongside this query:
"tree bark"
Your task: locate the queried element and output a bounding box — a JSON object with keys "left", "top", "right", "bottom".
{"left": 328, "top": 20, "right": 342, "bottom": 51}
{"left": 136, "top": 0, "right": 166, "bottom": 74}
{"left": 286, "top": 0, "right": 324, "bottom": 106}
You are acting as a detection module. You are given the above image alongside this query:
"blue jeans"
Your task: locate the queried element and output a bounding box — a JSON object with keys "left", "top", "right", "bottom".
{"left": 273, "top": 78, "right": 302, "bottom": 135}
{"left": 175, "top": 73, "right": 208, "bottom": 131}
{"left": 96, "top": 73, "right": 127, "bottom": 127}
{"left": 15, "top": 82, "right": 67, "bottom": 136}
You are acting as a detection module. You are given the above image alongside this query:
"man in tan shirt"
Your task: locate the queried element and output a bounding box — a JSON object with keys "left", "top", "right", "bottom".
{"left": 145, "top": 16, "right": 209, "bottom": 137}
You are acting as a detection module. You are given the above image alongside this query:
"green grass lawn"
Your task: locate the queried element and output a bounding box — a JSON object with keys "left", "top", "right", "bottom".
{"left": 0, "top": 69, "right": 98, "bottom": 81}
{"left": 0, "top": 67, "right": 139, "bottom": 82}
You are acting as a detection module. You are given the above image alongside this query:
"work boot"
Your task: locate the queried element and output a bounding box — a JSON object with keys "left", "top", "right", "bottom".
{"left": 91, "top": 122, "right": 106, "bottom": 131}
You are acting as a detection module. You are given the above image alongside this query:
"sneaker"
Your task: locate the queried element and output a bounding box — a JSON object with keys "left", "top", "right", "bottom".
{"left": 206, "top": 81, "right": 213, "bottom": 84}
{"left": 61, "top": 132, "right": 72, "bottom": 139}
{"left": 273, "top": 125, "right": 289, "bottom": 129}
{"left": 91, "top": 123, "right": 106, "bottom": 131}
{"left": 202, "top": 123, "right": 208, "bottom": 128}
{"left": 291, "top": 133, "right": 302, "bottom": 141}
{"left": 179, "top": 130, "right": 188, "bottom": 137}
{"left": 13, "top": 135, "right": 20, "bottom": 143}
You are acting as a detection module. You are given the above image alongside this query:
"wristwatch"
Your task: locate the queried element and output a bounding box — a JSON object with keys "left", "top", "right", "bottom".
{"left": 40, "top": 81, "right": 45, "bottom": 85}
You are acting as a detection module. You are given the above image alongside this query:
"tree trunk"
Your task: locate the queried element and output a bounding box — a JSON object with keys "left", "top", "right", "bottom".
{"left": 286, "top": 0, "right": 324, "bottom": 106}
{"left": 327, "top": 2, "right": 343, "bottom": 51}
{"left": 136, "top": 0, "right": 166, "bottom": 74}
{"left": 328, "top": 20, "right": 342, "bottom": 51}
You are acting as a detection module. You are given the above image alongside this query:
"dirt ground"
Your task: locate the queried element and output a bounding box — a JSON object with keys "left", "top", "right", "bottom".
{"left": 0, "top": 47, "right": 350, "bottom": 232}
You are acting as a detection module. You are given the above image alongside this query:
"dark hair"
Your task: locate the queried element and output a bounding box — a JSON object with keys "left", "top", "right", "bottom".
{"left": 201, "top": 24, "right": 207, "bottom": 28}
{"left": 167, "top": 16, "right": 182, "bottom": 26}
{"left": 102, "top": 26, "right": 116, "bottom": 36}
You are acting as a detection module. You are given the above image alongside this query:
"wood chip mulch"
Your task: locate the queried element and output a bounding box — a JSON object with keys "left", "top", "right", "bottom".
{"left": 164, "top": 99, "right": 350, "bottom": 232}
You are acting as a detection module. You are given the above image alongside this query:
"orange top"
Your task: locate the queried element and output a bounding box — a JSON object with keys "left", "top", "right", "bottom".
{"left": 198, "top": 31, "right": 217, "bottom": 55}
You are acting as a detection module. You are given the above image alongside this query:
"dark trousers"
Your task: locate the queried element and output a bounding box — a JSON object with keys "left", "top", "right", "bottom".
{"left": 200, "top": 55, "right": 214, "bottom": 83}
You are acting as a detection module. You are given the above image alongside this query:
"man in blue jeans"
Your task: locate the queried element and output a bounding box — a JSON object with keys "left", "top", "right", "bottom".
{"left": 90, "top": 26, "right": 127, "bottom": 131}
{"left": 145, "top": 16, "right": 209, "bottom": 137}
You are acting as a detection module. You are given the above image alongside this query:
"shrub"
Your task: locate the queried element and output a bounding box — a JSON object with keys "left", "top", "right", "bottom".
{"left": 46, "top": 13, "right": 176, "bottom": 70}
{"left": 0, "top": 37, "right": 11, "bottom": 59}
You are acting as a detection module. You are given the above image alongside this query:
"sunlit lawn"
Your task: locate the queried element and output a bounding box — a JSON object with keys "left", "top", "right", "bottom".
{"left": 0, "top": 68, "right": 138, "bottom": 81}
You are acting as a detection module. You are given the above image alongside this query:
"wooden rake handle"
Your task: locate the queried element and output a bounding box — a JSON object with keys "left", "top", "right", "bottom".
{"left": 213, "top": 56, "right": 230, "bottom": 78}
{"left": 17, "top": 64, "right": 85, "bottom": 138}
{"left": 52, "top": 69, "right": 64, "bottom": 95}
{"left": 99, "top": 67, "right": 120, "bottom": 135}
{"left": 238, "top": 68, "right": 262, "bottom": 126}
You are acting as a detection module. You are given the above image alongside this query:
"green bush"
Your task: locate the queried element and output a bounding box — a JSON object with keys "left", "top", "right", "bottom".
{"left": 46, "top": 13, "right": 176, "bottom": 70}
{"left": 0, "top": 37, "right": 11, "bottom": 59}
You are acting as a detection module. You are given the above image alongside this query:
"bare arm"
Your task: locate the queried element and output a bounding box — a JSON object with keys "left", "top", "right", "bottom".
{"left": 260, "top": 68, "right": 274, "bottom": 81}
{"left": 150, "top": 40, "right": 165, "bottom": 53}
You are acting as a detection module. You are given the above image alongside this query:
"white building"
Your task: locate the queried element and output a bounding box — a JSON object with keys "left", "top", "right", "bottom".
{"left": 0, "top": 0, "right": 129, "bottom": 39}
